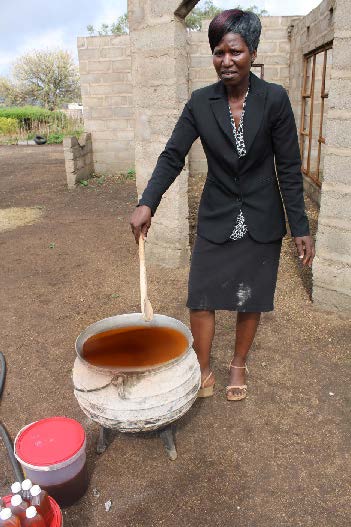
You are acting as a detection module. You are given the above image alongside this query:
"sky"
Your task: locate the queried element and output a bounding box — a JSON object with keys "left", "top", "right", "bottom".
{"left": 0, "top": 0, "right": 322, "bottom": 77}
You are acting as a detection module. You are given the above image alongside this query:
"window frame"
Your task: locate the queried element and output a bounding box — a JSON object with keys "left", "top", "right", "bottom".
{"left": 300, "top": 42, "right": 333, "bottom": 188}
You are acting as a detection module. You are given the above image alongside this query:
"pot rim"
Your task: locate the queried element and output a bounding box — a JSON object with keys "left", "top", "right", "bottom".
{"left": 75, "top": 312, "right": 194, "bottom": 373}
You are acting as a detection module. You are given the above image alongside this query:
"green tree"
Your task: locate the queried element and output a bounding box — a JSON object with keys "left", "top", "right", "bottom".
{"left": 86, "top": 3, "right": 268, "bottom": 36}
{"left": 185, "top": 1, "right": 268, "bottom": 30}
{"left": 185, "top": 0, "right": 221, "bottom": 30}
{"left": 99, "top": 23, "right": 110, "bottom": 36}
{"left": 86, "top": 14, "right": 129, "bottom": 36}
{"left": 87, "top": 24, "right": 95, "bottom": 36}
{"left": 11, "top": 50, "right": 81, "bottom": 110}
{"left": 111, "top": 14, "right": 129, "bottom": 35}
{"left": 0, "top": 77, "right": 32, "bottom": 106}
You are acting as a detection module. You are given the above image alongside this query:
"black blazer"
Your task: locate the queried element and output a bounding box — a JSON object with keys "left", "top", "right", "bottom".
{"left": 138, "top": 70, "right": 310, "bottom": 243}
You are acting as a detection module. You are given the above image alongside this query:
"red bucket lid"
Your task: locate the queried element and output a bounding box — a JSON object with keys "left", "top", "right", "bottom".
{"left": 15, "top": 417, "right": 86, "bottom": 470}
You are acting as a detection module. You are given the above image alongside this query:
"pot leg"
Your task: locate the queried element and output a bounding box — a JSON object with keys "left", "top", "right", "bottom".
{"left": 159, "top": 425, "right": 177, "bottom": 461}
{"left": 96, "top": 426, "right": 110, "bottom": 454}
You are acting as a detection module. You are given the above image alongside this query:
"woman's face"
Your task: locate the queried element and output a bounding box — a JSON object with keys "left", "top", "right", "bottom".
{"left": 212, "top": 32, "right": 256, "bottom": 86}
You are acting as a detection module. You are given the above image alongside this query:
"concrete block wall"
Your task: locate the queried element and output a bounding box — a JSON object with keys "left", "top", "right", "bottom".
{"left": 187, "top": 21, "right": 216, "bottom": 177}
{"left": 128, "top": 0, "right": 192, "bottom": 268}
{"left": 77, "top": 35, "right": 134, "bottom": 174}
{"left": 187, "top": 16, "right": 296, "bottom": 177}
{"left": 78, "top": 16, "right": 298, "bottom": 179}
{"left": 289, "top": 0, "right": 335, "bottom": 203}
{"left": 257, "top": 16, "right": 298, "bottom": 88}
{"left": 312, "top": 0, "right": 351, "bottom": 311}
{"left": 63, "top": 133, "right": 94, "bottom": 189}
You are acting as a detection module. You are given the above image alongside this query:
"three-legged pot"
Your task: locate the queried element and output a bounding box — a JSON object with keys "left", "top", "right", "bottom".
{"left": 72, "top": 313, "right": 201, "bottom": 460}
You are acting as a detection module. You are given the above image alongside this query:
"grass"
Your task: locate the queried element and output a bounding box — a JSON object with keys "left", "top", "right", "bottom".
{"left": 76, "top": 170, "right": 136, "bottom": 189}
{"left": 0, "top": 106, "right": 84, "bottom": 145}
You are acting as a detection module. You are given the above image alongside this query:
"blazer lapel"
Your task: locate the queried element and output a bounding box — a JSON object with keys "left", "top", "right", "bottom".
{"left": 243, "top": 72, "right": 267, "bottom": 156}
{"left": 209, "top": 80, "right": 238, "bottom": 155}
{"left": 208, "top": 71, "right": 267, "bottom": 158}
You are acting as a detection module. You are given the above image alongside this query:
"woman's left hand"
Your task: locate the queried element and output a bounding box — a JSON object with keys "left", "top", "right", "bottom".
{"left": 293, "top": 235, "right": 315, "bottom": 267}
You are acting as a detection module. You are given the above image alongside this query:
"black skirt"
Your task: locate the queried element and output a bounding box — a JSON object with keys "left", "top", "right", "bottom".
{"left": 186, "top": 233, "right": 282, "bottom": 312}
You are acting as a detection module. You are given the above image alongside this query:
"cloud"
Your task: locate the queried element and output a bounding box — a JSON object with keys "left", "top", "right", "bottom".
{"left": 263, "top": 0, "right": 321, "bottom": 15}
{"left": 0, "top": 28, "right": 78, "bottom": 77}
{"left": 0, "top": 0, "right": 324, "bottom": 76}
{"left": 0, "top": 0, "right": 127, "bottom": 76}
{"left": 89, "top": 0, "right": 127, "bottom": 31}
{"left": 205, "top": 0, "right": 321, "bottom": 16}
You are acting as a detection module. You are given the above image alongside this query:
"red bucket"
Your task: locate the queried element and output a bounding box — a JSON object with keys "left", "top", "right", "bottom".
{"left": 3, "top": 495, "right": 62, "bottom": 526}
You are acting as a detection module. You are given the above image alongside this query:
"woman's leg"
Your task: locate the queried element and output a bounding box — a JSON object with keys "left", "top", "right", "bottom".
{"left": 190, "top": 309, "right": 215, "bottom": 386}
{"left": 227, "top": 312, "right": 261, "bottom": 397}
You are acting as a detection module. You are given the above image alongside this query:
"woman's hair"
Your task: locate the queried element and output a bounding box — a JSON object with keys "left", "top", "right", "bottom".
{"left": 208, "top": 9, "right": 261, "bottom": 54}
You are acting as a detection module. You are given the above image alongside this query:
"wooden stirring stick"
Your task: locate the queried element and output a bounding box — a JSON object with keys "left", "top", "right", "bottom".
{"left": 139, "top": 234, "right": 154, "bottom": 322}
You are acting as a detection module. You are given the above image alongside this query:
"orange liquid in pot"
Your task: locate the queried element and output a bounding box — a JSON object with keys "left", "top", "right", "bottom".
{"left": 82, "top": 326, "right": 188, "bottom": 368}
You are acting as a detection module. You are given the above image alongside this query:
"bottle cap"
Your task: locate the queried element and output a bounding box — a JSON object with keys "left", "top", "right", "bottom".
{"left": 11, "top": 481, "right": 22, "bottom": 494}
{"left": 22, "top": 479, "right": 33, "bottom": 491}
{"left": 26, "top": 506, "right": 38, "bottom": 519}
{"left": 0, "top": 508, "right": 12, "bottom": 520}
{"left": 11, "top": 494, "right": 22, "bottom": 506}
{"left": 30, "top": 485, "right": 42, "bottom": 497}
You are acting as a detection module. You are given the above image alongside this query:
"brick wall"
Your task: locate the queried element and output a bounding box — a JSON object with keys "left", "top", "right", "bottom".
{"left": 78, "top": 16, "right": 298, "bottom": 177}
{"left": 77, "top": 35, "right": 134, "bottom": 174}
{"left": 312, "top": 0, "right": 351, "bottom": 311}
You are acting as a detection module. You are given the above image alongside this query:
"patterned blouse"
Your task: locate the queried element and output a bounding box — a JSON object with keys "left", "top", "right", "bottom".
{"left": 227, "top": 82, "right": 250, "bottom": 241}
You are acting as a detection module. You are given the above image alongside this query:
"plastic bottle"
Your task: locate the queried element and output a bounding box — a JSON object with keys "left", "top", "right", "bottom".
{"left": 22, "top": 507, "right": 45, "bottom": 527}
{"left": 0, "top": 508, "right": 21, "bottom": 526}
{"left": 21, "top": 481, "right": 32, "bottom": 503}
{"left": 10, "top": 483, "right": 22, "bottom": 498}
{"left": 30, "top": 486, "right": 53, "bottom": 525}
{"left": 10, "top": 495, "right": 28, "bottom": 522}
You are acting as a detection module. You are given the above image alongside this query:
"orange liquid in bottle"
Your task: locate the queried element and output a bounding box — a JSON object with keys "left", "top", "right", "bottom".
{"left": 22, "top": 508, "right": 45, "bottom": 527}
{"left": 30, "top": 488, "right": 53, "bottom": 524}
{"left": 10, "top": 496, "right": 28, "bottom": 522}
{"left": 82, "top": 326, "right": 188, "bottom": 369}
{"left": 0, "top": 511, "right": 20, "bottom": 527}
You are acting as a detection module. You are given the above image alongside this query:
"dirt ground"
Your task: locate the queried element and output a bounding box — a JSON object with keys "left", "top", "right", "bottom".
{"left": 0, "top": 145, "right": 350, "bottom": 527}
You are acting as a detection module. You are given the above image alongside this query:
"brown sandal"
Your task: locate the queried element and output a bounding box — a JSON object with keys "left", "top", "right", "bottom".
{"left": 198, "top": 371, "right": 215, "bottom": 398}
{"left": 226, "top": 364, "right": 249, "bottom": 401}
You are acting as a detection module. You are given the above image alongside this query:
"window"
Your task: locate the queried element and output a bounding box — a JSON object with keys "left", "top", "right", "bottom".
{"left": 252, "top": 63, "right": 264, "bottom": 79}
{"left": 300, "top": 43, "right": 333, "bottom": 187}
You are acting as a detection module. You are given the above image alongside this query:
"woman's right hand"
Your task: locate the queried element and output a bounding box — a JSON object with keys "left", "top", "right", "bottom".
{"left": 130, "top": 205, "right": 152, "bottom": 244}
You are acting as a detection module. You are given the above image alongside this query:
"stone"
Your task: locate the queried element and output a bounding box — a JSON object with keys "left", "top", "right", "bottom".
{"left": 87, "top": 60, "right": 112, "bottom": 73}
{"left": 110, "top": 35, "right": 130, "bottom": 47}
{"left": 313, "top": 285, "right": 351, "bottom": 311}
{"left": 323, "top": 153, "right": 351, "bottom": 185}
{"left": 87, "top": 36, "right": 111, "bottom": 48}
{"left": 258, "top": 42, "right": 279, "bottom": 54}
{"left": 83, "top": 96, "right": 105, "bottom": 108}
{"left": 315, "top": 222, "right": 351, "bottom": 263}
{"left": 86, "top": 120, "right": 108, "bottom": 131}
{"left": 326, "top": 118, "right": 351, "bottom": 149}
{"left": 77, "top": 37, "right": 87, "bottom": 49}
{"left": 100, "top": 47, "right": 126, "bottom": 59}
{"left": 111, "top": 59, "right": 132, "bottom": 72}
{"left": 78, "top": 48, "right": 101, "bottom": 61}
{"left": 328, "top": 80, "right": 351, "bottom": 110}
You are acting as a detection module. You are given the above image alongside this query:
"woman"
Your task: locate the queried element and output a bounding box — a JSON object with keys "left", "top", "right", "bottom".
{"left": 130, "top": 9, "right": 315, "bottom": 401}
